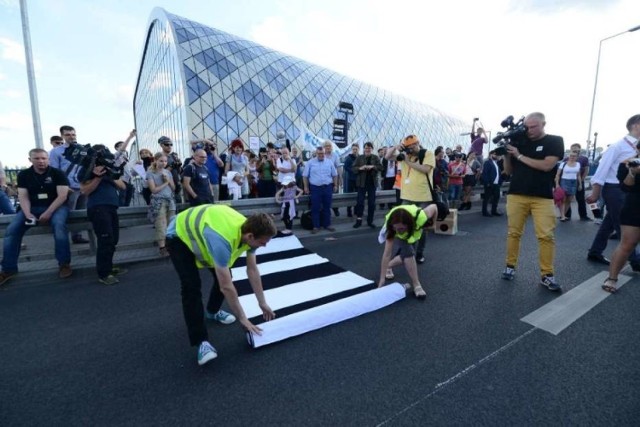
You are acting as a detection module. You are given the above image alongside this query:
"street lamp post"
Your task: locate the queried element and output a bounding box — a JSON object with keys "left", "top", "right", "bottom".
{"left": 586, "top": 24, "right": 640, "bottom": 157}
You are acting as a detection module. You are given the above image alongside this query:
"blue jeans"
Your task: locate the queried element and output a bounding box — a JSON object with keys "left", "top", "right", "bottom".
{"left": 0, "top": 190, "right": 15, "bottom": 214}
{"left": 310, "top": 184, "right": 333, "bottom": 228}
{"left": 1, "top": 206, "right": 70, "bottom": 273}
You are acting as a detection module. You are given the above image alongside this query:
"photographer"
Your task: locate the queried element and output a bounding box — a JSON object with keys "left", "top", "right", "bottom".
{"left": 384, "top": 135, "right": 435, "bottom": 264}
{"left": 80, "top": 147, "right": 127, "bottom": 286}
{"left": 500, "top": 112, "right": 564, "bottom": 291}
{"left": 0, "top": 149, "right": 72, "bottom": 286}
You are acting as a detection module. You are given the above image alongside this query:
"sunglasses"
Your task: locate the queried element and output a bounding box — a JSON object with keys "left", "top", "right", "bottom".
{"left": 162, "top": 143, "right": 173, "bottom": 146}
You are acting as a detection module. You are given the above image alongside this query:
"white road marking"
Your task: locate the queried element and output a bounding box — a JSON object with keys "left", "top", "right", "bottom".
{"left": 521, "top": 271, "right": 632, "bottom": 335}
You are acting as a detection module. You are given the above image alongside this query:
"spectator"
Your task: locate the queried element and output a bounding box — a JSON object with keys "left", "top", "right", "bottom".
{"left": 166, "top": 205, "right": 277, "bottom": 365}
{"left": 291, "top": 145, "right": 304, "bottom": 189}
{"left": 80, "top": 146, "right": 127, "bottom": 286}
{"left": 158, "top": 136, "right": 183, "bottom": 204}
{"left": 377, "top": 203, "right": 439, "bottom": 299}
{"left": 49, "top": 135, "right": 63, "bottom": 150}
{"left": 481, "top": 149, "right": 503, "bottom": 217}
{"left": 302, "top": 146, "right": 338, "bottom": 233}
{"left": 602, "top": 157, "right": 640, "bottom": 293}
{"left": 136, "top": 148, "right": 154, "bottom": 205}
{"left": 323, "top": 140, "right": 343, "bottom": 217}
{"left": 433, "top": 146, "right": 449, "bottom": 205}
{"left": 49, "top": 125, "right": 89, "bottom": 244}
{"left": 564, "top": 143, "right": 591, "bottom": 221}
{"left": 352, "top": 142, "right": 383, "bottom": 228}
{"left": 0, "top": 159, "right": 16, "bottom": 214}
{"left": 384, "top": 135, "right": 435, "bottom": 264}
{"left": 447, "top": 153, "right": 465, "bottom": 209}
{"left": 257, "top": 147, "right": 277, "bottom": 197}
{"left": 276, "top": 147, "right": 297, "bottom": 188}
{"left": 275, "top": 176, "right": 303, "bottom": 234}
{"left": 380, "top": 147, "right": 398, "bottom": 210}
{"left": 501, "top": 112, "right": 564, "bottom": 291}
{"left": 460, "top": 152, "right": 481, "bottom": 210}
{"left": 555, "top": 151, "right": 582, "bottom": 221}
{"left": 469, "top": 119, "right": 488, "bottom": 164}
{"left": 114, "top": 129, "right": 137, "bottom": 207}
{"left": 183, "top": 149, "right": 214, "bottom": 207}
{"left": 343, "top": 143, "right": 359, "bottom": 217}
{"left": 225, "top": 138, "right": 250, "bottom": 198}
{"left": 0, "top": 149, "right": 71, "bottom": 286}
{"left": 248, "top": 153, "right": 259, "bottom": 198}
{"left": 146, "top": 152, "right": 176, "bottom": 257}
{"left": 586, "top": 114, "right": 640, "bottom": 270}
{"left": 226, "top": 171, "right": 244, "bottom": 200}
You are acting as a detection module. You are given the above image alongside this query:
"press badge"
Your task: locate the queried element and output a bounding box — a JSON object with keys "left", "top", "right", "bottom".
{"left": 536, "top": 146, "right": 543, "bottom": 152}
{"left": 37, "top": 193, "right": 48, "bottom": 200}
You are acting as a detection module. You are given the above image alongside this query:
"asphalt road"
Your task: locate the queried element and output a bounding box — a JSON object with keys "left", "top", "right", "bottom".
{"left": 1, "top": 213, "right": 639, "bottom": 426}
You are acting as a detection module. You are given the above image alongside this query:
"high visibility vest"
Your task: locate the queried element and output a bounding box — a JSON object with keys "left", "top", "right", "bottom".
{"left": 175, "top": 204, "right": 248, "bottom": 268}
{"left": 385, "top": 204, "right": 428, "bottom": 244}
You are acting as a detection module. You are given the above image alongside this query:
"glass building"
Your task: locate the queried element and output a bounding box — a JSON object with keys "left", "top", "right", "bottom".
{"left": 133, "top": 8, "right": 467, "bottom": 159}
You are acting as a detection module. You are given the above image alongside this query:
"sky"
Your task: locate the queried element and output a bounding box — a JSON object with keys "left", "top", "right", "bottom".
{"left": 0, "top": 0, "right": 639, "bottom": 168}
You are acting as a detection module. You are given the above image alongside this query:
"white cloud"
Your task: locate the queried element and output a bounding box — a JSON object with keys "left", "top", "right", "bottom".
{"left": 2, "top": 89, "right": 22, "bottom": 98}
{"left": 0, "top": 111, "right": 30, "bottom": 131}
{"left": 0, "top": 37, "right": 25, "bottom": 65}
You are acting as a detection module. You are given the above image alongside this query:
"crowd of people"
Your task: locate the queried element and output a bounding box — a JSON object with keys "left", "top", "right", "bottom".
{"left": 1, "top": 113, "right": 640, "bottom": 366}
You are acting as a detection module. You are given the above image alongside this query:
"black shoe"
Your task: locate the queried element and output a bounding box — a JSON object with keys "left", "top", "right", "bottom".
{"left": 630, "top": 262, "right": 640, "bottom": 272}
{"left": 333, "top": 208, "right": 340, "bottom": 217}
{"left": 587, "top": 253, "right": 610, "bottom": 265}
{"left": 353, "top": 220, "right": 362, "bottom": 229}
{"left": 491, "top": 211, "right": 503, "bottom": 217}
{"left": 347, "top": 207, "right": 353, "bottom": 217}
{"left": 579, "top": 217, "right": 591, "bottom": 222}
{"left": 482, "top": 212, "right": 492, "bottom": 217}
{"left": 416, "top": 253, "right": 425, "bottom": 264}
{"left": 367, "top": 222, "right": 376, "bottom": 228}
{"left": 72, "top": 237, "right": 90, "bottom": 244}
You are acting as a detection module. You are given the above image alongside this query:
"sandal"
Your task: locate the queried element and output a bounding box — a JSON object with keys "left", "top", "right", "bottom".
{"left": 413, "top": 284, "right": 427, "bottom": 300}
{"left": 602, "top": 277, "right": 617, "bottom": 293}
{"left": 385, "top": 268, "right": 395, "bottom": 280}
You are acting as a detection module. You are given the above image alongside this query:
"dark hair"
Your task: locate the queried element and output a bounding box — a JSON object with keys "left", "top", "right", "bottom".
{"left": 435, "top": 146, "right": 443, "bottom": 156}
{"left": 364, "top": 142, "right": 374, "bottom": 149}
{"left": 241, "top": 213, "right": 277, "bottom": 238}
{"left": 385, "top": 208, "right": 416, "bottom": 240}
{"left": 50, "top": 135, "right": 63, "bottom": 143}
{"left": 114, "top": 141, "right": 124, "bottom": 150}
{"left": 59, "top": 125, "right": 75, "bottom": 134}
{"left": 626, "top": 114, "right": 640, "bottom": 132}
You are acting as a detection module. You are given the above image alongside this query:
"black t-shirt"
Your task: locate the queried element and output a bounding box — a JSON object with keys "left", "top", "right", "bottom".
{"left": 508, "top": 134, "right": 564, "bottom": 199}
{"left": 17, "top": 166, "right": 69, "bottom": 208}
{"left": 183, "top": 163, "right": 212, "bottom": 201}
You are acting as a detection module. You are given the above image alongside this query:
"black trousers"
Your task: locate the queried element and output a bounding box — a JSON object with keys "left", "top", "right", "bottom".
{"left": 566, "top": 185, "right": 588, "bottom": 219}
{"left": 482, "top": 184, "right": 501, "bottom": 214}
{"left": 355, "top": 184, "right": 376, "bottom": 224}
{"left": 87, "top": 205, "right": 120, "bottom": 279}
{"left": 167, "top": 237, "right": 225, "bottom": 347}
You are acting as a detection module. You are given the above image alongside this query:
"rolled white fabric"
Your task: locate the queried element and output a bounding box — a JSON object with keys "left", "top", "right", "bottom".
{"left": 247, "top": 283, "right": 406, "bottom": 348}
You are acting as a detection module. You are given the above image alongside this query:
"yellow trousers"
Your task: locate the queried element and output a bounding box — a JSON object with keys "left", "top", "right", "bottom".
{"left": 505, "top": 194, "right": 556, "bottom": 276}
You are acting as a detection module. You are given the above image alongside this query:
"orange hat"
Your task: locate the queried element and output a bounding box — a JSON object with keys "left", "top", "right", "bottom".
{"left": 402, "top": 135, "right": 420, "bottom": 147}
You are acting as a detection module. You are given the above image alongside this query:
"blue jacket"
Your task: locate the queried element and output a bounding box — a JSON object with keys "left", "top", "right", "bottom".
{"left": 481, "top": 159, "right": 502, "bottom": 185}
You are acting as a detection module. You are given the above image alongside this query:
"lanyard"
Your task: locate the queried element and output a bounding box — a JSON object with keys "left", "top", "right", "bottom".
{"left": 624, "top": 137, "right": 637, "bottom": 151}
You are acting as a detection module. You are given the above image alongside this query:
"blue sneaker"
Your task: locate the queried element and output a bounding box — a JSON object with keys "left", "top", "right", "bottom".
{"left": 197, "top": 341, "right": 217, "bottom": 366}
{"left": 501, "top": 266, "right": 515, "bottom": 281}
{"left": 540, "top": 275, "right": 562, "bottom": 292}
{"left": 206, "top": 309, "right": 236, "bottom": 325}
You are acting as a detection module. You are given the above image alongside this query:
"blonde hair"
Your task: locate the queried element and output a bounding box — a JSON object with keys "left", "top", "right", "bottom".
{"left": 149, "top": 152, "right": 167, "bottom": 172}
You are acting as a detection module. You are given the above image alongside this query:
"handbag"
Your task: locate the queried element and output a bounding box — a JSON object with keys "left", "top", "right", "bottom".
{"left": 553, "top": 186, "right": 566, "bottom": 207}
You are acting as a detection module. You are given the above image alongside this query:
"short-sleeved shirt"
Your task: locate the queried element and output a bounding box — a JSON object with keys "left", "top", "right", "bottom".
{"left": 508, "top": 134, "right": 565, "bottom": 199}
{"left": 303, "top": 157, "right": 337, "bottom": 185}
{"left": 470, "top": 135, "right": 487, "bottom": 156}
{"left": 86, "top": 178, "right": 120, "bottom": 208}
{"left": 183, "top": 163, "right": 212, "bottom": 201}
{"left": 17, "top": 166, "right": 69, "bottom": 208}
{"left": 400, "top": 149, "right": 435, "bottom": 203}
{"left": 146, "top": 169, "right": 174, "bottom": 198}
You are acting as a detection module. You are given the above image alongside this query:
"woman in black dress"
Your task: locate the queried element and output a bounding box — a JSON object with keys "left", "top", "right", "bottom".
{"left": 602, "top": 154, "right": 640, "bottom": 293}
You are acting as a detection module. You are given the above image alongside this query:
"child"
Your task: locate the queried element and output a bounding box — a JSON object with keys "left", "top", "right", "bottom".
{"left": 146, "top": 152, "right": 176, "bottom": 257}
{"left": 275, "top": 176, "right": 303, "bottom": 234}
{"left": 226, "top": 171, "right": 244, "bottom": 201}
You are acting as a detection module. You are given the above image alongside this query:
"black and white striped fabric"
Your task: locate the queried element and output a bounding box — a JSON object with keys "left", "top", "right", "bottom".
{"left": 234, "top": 235, "right": 406, "bottom": 348}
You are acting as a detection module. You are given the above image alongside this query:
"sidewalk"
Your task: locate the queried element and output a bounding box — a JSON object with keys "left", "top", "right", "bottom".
{"left": 3, "top": 202, "right": 491, "bottom": 284}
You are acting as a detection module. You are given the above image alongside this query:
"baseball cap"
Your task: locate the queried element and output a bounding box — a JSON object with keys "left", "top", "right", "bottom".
{"left": 158, "top": 136, "right": 171, "bottom": 144}
{"left": 402, "top": 135, "right": 419, "bottom": 147}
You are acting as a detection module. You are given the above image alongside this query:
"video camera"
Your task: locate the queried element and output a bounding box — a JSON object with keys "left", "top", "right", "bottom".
{"left": 492, "top": 115, "right": 528, "bottom": 156}
{"left": 64, "top": 143, "right": 126, "bottom": 182}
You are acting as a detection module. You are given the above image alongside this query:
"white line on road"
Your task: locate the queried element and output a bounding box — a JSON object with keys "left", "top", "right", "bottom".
{"left": 520, "top": 271, "right": 632, "bottom": 335}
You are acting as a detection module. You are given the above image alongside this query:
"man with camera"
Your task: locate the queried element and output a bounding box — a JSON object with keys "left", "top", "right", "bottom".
{"left": 80, "top": 149, "right": 127, "bottom": 286}
{"left": 384, "top": 135, "right": 435, "bottom": 264}
{"left": 0, "top": 149, "right": 72, "bottom": 286}
{"left": 500, "top": 112, "right": 564, "bottom": 291}
{"left": 586, "top": 114, "right": 640, "bottom": 271}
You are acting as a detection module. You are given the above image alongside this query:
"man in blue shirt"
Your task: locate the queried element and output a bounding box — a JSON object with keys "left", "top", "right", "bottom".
{"left": 302, "top": 146, "right": 338, "bottom": 233}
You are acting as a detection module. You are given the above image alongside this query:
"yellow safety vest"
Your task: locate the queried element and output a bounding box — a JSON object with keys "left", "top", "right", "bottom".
{"left": 175, "top": 204, "right": 249, "bottom": 268}
{"left": 385, "top": 205, "right": 428, "bottom": 244}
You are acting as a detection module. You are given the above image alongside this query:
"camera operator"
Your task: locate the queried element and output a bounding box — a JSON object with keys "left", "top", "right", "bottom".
{"left": 80, "top": 147, "right": 127, "bottom": 286}
{"left": 385, "top": 134, "right": 435, "bottom": 264}
{"left": 501, "top": 112, "right": 564, "bottom": 291}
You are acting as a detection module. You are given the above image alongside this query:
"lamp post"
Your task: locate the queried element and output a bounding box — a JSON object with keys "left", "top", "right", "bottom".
{"left": 586, "top": 24, "right": 640, "bottom": 156}
{"left": 20, "top": 0, "right": 43, "bottom": 149}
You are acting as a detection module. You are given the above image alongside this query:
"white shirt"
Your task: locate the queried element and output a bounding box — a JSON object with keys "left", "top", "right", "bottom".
{"left": 559, "top": 162, "right": 581, "bottom": 180}
{"left": 591, "top": 135, "right": 638, "bottom": 186}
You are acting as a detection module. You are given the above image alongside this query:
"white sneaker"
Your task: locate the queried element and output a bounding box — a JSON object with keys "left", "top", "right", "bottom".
{"left": 197, "top": 341, "right": 217, "bottom": 366}
{"left": 206, "top": 309, "right": 237, "bottom": 325}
